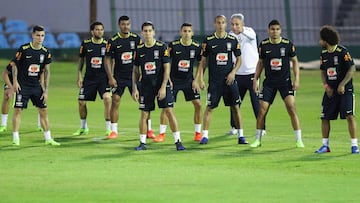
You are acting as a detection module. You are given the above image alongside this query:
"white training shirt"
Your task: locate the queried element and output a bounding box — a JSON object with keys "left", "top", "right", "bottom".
{"left": 229, "top": 26, "right": 259, "bottom": 75}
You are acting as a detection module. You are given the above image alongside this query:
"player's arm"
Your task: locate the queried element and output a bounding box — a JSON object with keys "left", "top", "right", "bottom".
{"left": 158, "top": 62, "right": 171, "bottom": 100}
{"left": 195, "top": 56, "right": 206, "bottom": 90}
{"left": 77, "top": 57, "right": 85, "bottom": 88}
{"left": 321, "top": 69, "right": 333, "bottom": 97}
{"left": 43, "top": 63, "right": 50, "bottom": 94}
{"left": 226, "top": 55, "right": 241, "bottom": 85}
{"left": 253, "top": 58, "right": 264, "bottom": 93}
{"left": 105, "top": 56, "right": 117, "bottom": 87}
{"left": 291, "top": 56, "right": 300, "bottom": 90}
{"left": 338, "top": 64, "right": 355, "bottom": 94}
{"left": 132, "top": 64, "right": 140, "bottom": 102}
{"left": 10, "top": 61, "right": 20, "bottom": 93}
{"left": 2, "top": 66, "right": 12, "bottom": 89}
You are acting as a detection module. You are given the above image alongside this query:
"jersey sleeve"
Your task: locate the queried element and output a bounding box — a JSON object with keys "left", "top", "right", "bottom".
{"left": 201, "top": 37, "right": 209, "bottom": 57}
{"left": 289, "top": 41, "right": 296, "bottom": 57}
{"left": 258, "top": 42, "right": 265, "bottom": 59}
{"left": 196, "top": 45, "right": 202, "bottom": 61}
{"left": 162, "top": 43, "right": 170, "bottom": 64}
{"left": 342, "top": 49, "right": 355, "bottom": 70}
{"left": 45, "top": 50, "right": 52, "bottom": 64}
{"left": 232, "top": 38, "right": 241, "bottom": 57}
{"left": 79, "top": 41, "right": 86, "bottom": 57}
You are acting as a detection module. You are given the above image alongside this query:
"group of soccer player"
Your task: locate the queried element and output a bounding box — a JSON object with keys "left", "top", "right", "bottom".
{"left": 1, "top": 13, "right": 358, "bottom": 154}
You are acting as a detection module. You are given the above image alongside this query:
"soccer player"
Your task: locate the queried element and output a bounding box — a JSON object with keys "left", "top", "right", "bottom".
{"left": 104, "top": 16, "right": 154, "bottom": 139}
{"left": 226, "top": 13, "right": 266, "bottom": 143}
{"left": 11, "top": 25, "right": 60, "bottom": 146}
{"left": 153, "top": 23, "right": 202, "bottom": 143}
{"left": 1, "top": 64, "right": 42, "bottom": 132}
{"left": 132, "top": 21, "right": 185, "bottom": 151}
{"left": 196, "top": 15, "right": 243, "bottom": 144}
{"left": 250, "top": 20, "right": 304, "bottom": 148}
{"left": 73, "top": 21, "right": 111, "bottom": 136}
{"left": 315, "top": 25, "right": 358, "bottom": 154}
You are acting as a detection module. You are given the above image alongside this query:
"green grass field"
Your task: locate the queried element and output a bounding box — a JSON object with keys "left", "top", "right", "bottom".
{"left": 0, "top": 59, "right": 359, "bottom": 203}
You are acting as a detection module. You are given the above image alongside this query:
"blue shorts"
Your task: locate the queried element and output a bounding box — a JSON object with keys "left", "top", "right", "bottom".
{"left": 78, "top": 78, "right": 110, "bottom": 101}
{"left": 321, "top": 92, "right": 354, "bottom": 120}
{"left": 112, "top": 78, "right": 132, "bottom": 97}
{"left": 139, "top": 83, "right": 174, "bottom": 111}
{"left": 14, "top": 86, "right": 46, "bottom": 109}
{"left": 259, "top": 81, "right": 295, "bottom": 104}
{"left": 173, "top": 80, "right": 200, "bottom": 102}
{"left": 207, "top": 80, "right": 241, "bottom": 109}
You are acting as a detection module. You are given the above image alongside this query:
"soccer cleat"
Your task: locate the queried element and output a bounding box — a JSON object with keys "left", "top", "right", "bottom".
{"left": 194, "top": 132, "right": 202, "bottom": 142}
{"left": 45, "top": 139, "right": 61, "bottom": 146}
{"left": 199, "top": 137, "right": 208, "bottom": 144}
{"left": 238, "top": 137, "right": 248, "bottom": 144}
{"left": 296, "top": 140, "right": 305, "bottom": 148}
{"left": 147, "top": 130, "right": 156, "bottom": 139}
{"left": 175, "top": 140, "right": 186, "bottom": 151}
{"left": 134, "top": 142, "right": 147, "bottom": 150}
{"left": 250, "top": 139, "right": 261, "bottom": 148}
{"left": 315, "top": 145, "right": 330, "bottom": 154}
{"left": 351, "top": 146, "right": 359, "bottom": 154}
{"left": 73, "top": 128, "right": 89, "bottom": 136}
{"left": 0, "top": 125, "right": 7, "bottom": 132}
{"left": 106, "top": 131, "right": 118, "bottom": 139}
{"left": 226, "top": 128, "right": 237, "bottom": 135}
{"left": 105, "top": 130, "right": 112, "bottom": 136}
{"left": 12, "top": 139, "right": 20, "bottom": 146}
{"left": 36, "top": 127, "right": 43, "bottom": 132}
{"left": 153, "top": 133, "right": 165, "bottom": 142}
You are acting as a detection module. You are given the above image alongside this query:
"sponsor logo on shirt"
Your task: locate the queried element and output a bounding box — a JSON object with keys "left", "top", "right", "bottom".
{"left": 91, "top": 57, "right": 102, "bottom": 68}
{"left": 145, "top": 62, "right": 156, "bottom": 75}
{"left": 178, "top": 60, "right": 190, "bottom": 72}
{"left": 270, "top": 58, "right": 282, "bottom": 70}
{"left": 327, "top": 67, "right": 337, "bottom": 80}
{"left": 216, "top": 53, "right": 228, "bottom": 65}
{"left": 28, "top": 64, "right": 40, "bottom": 76}
{"left": 121, "top": 52, "right": 133, "bottom": 64}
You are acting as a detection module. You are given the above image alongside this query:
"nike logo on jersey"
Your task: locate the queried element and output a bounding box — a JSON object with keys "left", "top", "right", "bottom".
{"left": 175, "top": 51, "right": 182, "bottom": 54}
{"left": 140, "top": 54, "right": 145, "bottom": 57}
{"left": 26, "top": 55, "right": 32, "bottom": 58}
{"left": 265, "top": 50, "right": 271, "bottom": 53}
{"left": 194, "top": 95, "right": 200, "bottom": 98}
{"left": 87, "top": 49, "right": 93, "bottom": 52}
{"left": 117, "top": 45, "right": 122, "bottom": 48}
{"left": 212, "top": 45, "right": 218, "bottom": 48}
{"left": 322, "top": 59, "right": 328, "bottom": 63}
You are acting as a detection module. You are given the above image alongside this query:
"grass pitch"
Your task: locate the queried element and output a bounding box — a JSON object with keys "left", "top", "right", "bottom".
{"left": 0, "top": 59, "right": 359, "bottom": 203}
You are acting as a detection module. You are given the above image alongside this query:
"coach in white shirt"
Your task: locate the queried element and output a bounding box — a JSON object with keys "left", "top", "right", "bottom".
{"left": 227, "top": 13, "right": 266, "bottom": 140}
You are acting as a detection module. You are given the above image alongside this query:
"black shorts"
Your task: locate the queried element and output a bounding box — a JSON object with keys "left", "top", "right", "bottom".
{"left": 207, "top": 80, "right": 241, "bottom": 109}
{"left": 139, "top": 84, "right": 174, "bottom": 111}
{"left": 173, "top": 80, "right": 200, "bottom": 102}
{"left": 78, "top": 78, "right": 110, "bottom": 101}
{"left": 14, "top": 86, "right": 46, "bottom": 109}
{"left": 321, "top": 92, "right": 354, "bottom": 120}
{"left": 112, "top": 78, "right": 132, "bottom": 97}
{"left": 259, "top": 82, "right": 295, "bottom": 104}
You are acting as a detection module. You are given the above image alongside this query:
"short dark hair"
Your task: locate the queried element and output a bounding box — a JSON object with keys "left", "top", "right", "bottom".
{"left": 141, "top": 21, "right": 154, "bottom": 30}
{"left": 268, "top": 19, "right": 281, "bottom": 28}
{"left": 181, "top": 23, "right": 192, "bottom": 29}
{"left": 32, "top": 25, "right": 45, "bottom": 33}
{"left": 90, "top": 21, "right": 104, "bottom": 31}
{"left": 320, "top": 25, "right": 340, "bottom": 46}
{"left": 118, "top": 15, "right": 130, "bottom": 24}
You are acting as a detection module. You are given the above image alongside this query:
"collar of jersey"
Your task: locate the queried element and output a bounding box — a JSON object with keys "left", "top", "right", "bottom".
{"left": 145, "top": 39, "right": 156, "bottom": 48}
{"left": 180, "top": 38, "right": 192, "bottom": 46}
{"left": 30, "top": 42, "right": 42, "bottom": 50}
{"left": 269, "top": 37, "right": 282, "bottom": 44}
{"left": 117, "top": 32, "right": 130, "bottom": 38}
{"left": 214, "top": 32, "right": 228, "bottom": 39}
{"left": 91, "top": 37, "right": 105, "bottom": 44}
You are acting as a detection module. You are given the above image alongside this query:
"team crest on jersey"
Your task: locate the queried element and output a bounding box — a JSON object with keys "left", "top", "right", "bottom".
{"left": 227, "top": 43, "right": 231, "bottom": 51}
{"left": 178, "top": 60, "right": 190, "bottom": 72}
{"left": 28, "top": 64, "right": 40, "bottom": 76}
{"left": 216, "top": 53, "right": 228, "bottom": 65}
{"left": 145, "top": 62, "right": 156, "bottom": 74}
{"left": 333, "top": 56, "right": 338, "bottom": 65}
{"left": 280, "top": 48, "right": 286, "bottom": 56}
{"left": 101, "top": 47, "right": 106, "bottom": 56}
{"left": 190, "top": 50, "right": 195, "bottom": 58}
{"left": 154, "top": 50, "right": 159, "bottom": 59}
{"left": 327, "top": 67, "right": 337, "bottom": 80}
{"left": 40, "top": 54, "right": 44, "bottom": 63}
{"left": 130, "top": 41, "right": 135, "bottom": 49}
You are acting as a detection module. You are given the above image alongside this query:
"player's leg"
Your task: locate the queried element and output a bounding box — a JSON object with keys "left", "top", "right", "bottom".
{"left": 316, "top": 93, "right": 334, "bottom": 153}
{"left": 250, "top": 85, "right": 274, "bottom": 147}
{"left": 73, "top": 100, "right": 89, "bottom": 135}
{"left": 283, "top": 94, "right": 304, "bottom": 148}
{"left": 153, "top": 109, "right": 167, "bottom": 142}
{"left": 341, "top": 93, "right": 358, "bottom": 153}
{"left": 102, "top": 92, "right": 111, "bottom": 135}
{"left": 36, "top": 113, "right": 43, "bottom": 132}
{"left": 108, "top": 93, "right": 120, "bottom": 138}
{"left": 248, "top": 75, "right": 266, "bottom": 136}
{"left": 38, "top": 107, "right": 60, "bottom": 146}
{"left": 192, "top": 99, "right": 202, "bottom": 141}
{"left": 12, "top": 108, "right": 22, "bottom": 145}
{"left": 346, "top": 115, "right": 358, "bottom": 154}
{"left": 134, "top": 110, "right": 150, "bottom": 151}
{"left": 0, "top": 90, "right": 11, "bottom": 132}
